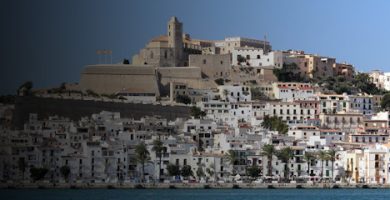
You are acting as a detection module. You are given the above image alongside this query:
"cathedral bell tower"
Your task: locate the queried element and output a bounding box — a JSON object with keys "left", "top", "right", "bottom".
{"left": 167, "top": 16, "right": 183, "bottom": 66}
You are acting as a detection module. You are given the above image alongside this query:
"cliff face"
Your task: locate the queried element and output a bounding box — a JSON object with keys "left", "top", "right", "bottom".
{"left": 12, "top": 96, "right": 190, "bottom": 129}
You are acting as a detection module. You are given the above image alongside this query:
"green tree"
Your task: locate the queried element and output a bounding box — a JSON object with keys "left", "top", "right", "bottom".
{"left": 181, "top": 165, "right": 193, "bottom": 180}
{"left": 381, "top": 93, "right": 390, "bottom": 111}
{"left": 251, "top": 87, "right": 269, "bottom": 100}
{"left": 190, "top": 106, "right": 206, "bottom": 119}
{"left": 123, "top": 59, "right": 130, "bottom": 64}
{"left": 223, "top": 89, "right": 229, "bottom": 101}
{"left": 353, "top": 73, "right": 381, "bottom": 95}
{"left": 327, "top": 149, "right": 337, "bottom": 182}
{"left": 261, "top": 115, "right": 288, "bottom": 135}
{"left": 224, "top": 150, "right": 237, "bottom": 165}
{"left": 303, "top": 152, "right": 316, "bottom": 176}
{"left": 261, "top": 115, "right": 273, "bottom": 130}
{"left": 166, "top": 164, "right": 180, "bottom": 177}
{"left": 17, "top": 81, "right": 33, "bottom": 96}
{"left": 276, "top": 147, "right": 294, "bottom": 182}
{"left": 214, "top": 78, "right": 224, "bottom": 86}
{"left": 18, "top": 158, "right": 26, "bottom": 180}
{"left": 135, "top": 142, "right": 150, "bottom": 182}
{"left": 60, "top": 165, "right": 71, "bottom": 182}
{"left": 206, "top": 167, "right": 215, "bottom": 180}
{"left": 246, "top": 165, "right": 261, "bottom": 179}
{"left": 30, "top": 167, "right": 48, "bottom": 181}
{"left": 196, "top": 167, "right": 205, "bottom": 181}
{"left": 237, "top": 55, "right": 246, "bottom": 64}
{"left": 224, "top": 150, "right": 238, "bottom": 175}
{"left": 261, "top": 144, "right": 276, "bottom": 177}
{"left": 273, "top": 63, "right": 303, "bottom": 82}
{"left": 318, "top": 150, "right": 329, "bottom": 179}
{"left": 176, "top": 94, "right": 191, "bottom": 104}
{"left": 152, "top": 138, "right": 164, "bottom": 181}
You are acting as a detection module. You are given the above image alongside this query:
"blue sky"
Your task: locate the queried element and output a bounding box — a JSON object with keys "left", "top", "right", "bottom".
{"left": 1, "top": 0, "right": 390, "bottom": 94}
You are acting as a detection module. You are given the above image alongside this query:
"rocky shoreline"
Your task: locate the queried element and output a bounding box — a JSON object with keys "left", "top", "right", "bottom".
{"left": 1, "top": 182, "right": 388, "bottom": 189}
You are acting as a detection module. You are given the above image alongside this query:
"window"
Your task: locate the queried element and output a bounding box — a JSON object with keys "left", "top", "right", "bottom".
{"left": 203, "top": 59, "right": 207, "bottom": 64}
{"left": 257, "top": 55, "right": 260, "bottom": 59}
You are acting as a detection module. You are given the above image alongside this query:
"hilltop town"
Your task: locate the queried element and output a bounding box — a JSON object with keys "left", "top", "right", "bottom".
{"left": 3, "top": 16, "right": 390, "bottom": 188}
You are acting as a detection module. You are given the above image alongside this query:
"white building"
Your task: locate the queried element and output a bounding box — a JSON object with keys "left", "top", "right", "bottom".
{"left": 214, "top": 37, "right": 271, "bottom": 55}
{"left": 318, "top": 94, "right": 350, "bottom": 114}
{"left": 232, "top": 47, "right": 283, "bottom": 68}
{"left": 272, "top": 82, "right": 316, "bottom": 102}
{"left": 218, "top": 85, "right": 251, "bottom": 102}
{"left": 369, "top": 70, "right": 390, "bottom": 91}
{"left": 319, "top": 111, "right": 363, "bottom": 133}
{"left": 183, "top": 119, "right": 217, "bottom": 149}
{"left": 267, "top": 101, "right": 317, "bottom": 122}
{"left": 288, "top": 126, "right": 320, "bottom": 140}
{"left": 348, "top": 95, "right": 374, "bottom": 116}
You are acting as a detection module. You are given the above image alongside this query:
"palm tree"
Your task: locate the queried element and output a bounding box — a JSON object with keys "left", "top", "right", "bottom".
{"left": 224, "top": 150, "right": 237, "bottom": 175}
{"left": 135, "top": 142, "right": 150, "bottom": 183}
{"left": 261, "top": 115, "right": 272, "bottom": 129}
{"left": 206, "top": 165, "right": 215, "bottom": 182}
{"left": 166, "top": 163, "right": 180, "bottom": 178}
{"left": 152, "top": 138, "right": 164, "bottom": 182}
{"left": 276, "top": 147, "right": 294, "bottom": 182}
{"left": 261, "top": 116, "right": 288, "bottom": 135}
{"left": 303, "top": 152, "right": 315, "bottom": 177}
{"left": 18, "top": 158, "right": 26, "bottom": 181}
{"left": 327, "top": 149, "right": 337, "bottom": 182}
{"left": 318, "top": 150, "right": 329, "bottom": 179}
{"left": 60, "top": 165, "right": 71, "bottom": 183}
{"left": 261, "top": 144, "right": 276, "bottom": 177}
{"left": 223, "top": 89, "right": 229, "bottom": 101}
{"left": 196, "top": 164, "right": 206, "bottom": 181}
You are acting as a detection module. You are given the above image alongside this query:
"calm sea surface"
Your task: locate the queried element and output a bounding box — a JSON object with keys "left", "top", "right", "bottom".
{"left": 1, "top": 188, "right": 389, "bottom": 200}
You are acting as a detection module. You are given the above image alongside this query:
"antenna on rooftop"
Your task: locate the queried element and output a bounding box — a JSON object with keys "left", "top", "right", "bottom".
{"left": 263, "top": 34, "right": 267, "bottom": 53}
